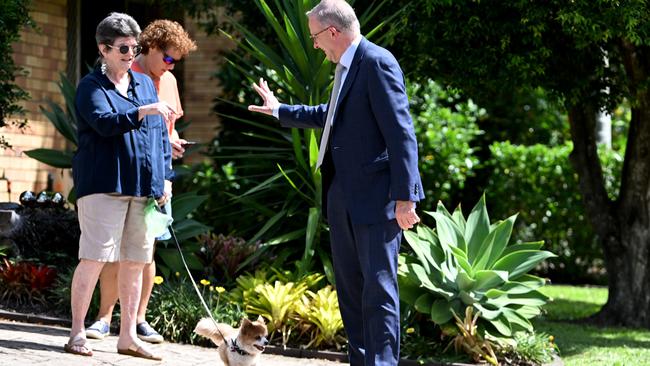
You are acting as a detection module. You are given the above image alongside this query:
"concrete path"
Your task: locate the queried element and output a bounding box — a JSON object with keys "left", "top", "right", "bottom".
{"left": 0, "top": 319, "right": 344, "bottom": 365}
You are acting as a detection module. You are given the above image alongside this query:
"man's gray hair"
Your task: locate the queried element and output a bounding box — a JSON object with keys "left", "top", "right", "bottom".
{"left": 95, "top": 12, "right": 141, "bottom": 46}
{"left": 306, "top": 0, "right": 360, "bottom": 35}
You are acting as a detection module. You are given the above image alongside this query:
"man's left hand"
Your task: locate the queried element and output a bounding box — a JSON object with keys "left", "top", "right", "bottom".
{"left": 395, "top": 200, "right": 420, "bottom": 230}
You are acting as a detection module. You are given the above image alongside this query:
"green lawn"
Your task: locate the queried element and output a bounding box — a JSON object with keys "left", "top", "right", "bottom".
{"left": 535, "top": 285, "right": 650, "bottom": 366}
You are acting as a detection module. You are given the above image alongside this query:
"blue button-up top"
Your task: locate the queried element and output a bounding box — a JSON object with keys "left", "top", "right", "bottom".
{"left": 73, "top": 68, "right": 173, "bottom": 200}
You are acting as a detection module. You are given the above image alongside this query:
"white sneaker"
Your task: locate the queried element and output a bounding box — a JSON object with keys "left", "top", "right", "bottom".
{"left": 85, "top": 320, "right": 110, "bottom": 340}
{"left": 136, "top": 322, "right": 164, "bottom": 343}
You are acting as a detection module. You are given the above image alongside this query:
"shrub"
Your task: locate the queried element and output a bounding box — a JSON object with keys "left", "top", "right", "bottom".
{"left": 486, "top": 142, "right": 621, "bottom": 284}
{"left": 398, "top": 195, "right": 555, "bottom": 341}
{"left": 408, "top": 79, "right": 484, "bottom": 208}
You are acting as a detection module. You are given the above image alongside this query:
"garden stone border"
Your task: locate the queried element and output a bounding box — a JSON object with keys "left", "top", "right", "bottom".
{"left": 0, "top": 308, "right": 562, "bottom": 366}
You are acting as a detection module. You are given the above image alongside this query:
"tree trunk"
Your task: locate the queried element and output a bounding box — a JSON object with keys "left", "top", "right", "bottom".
{"left": 567, "top": 95, "right": 650, "bottom": 328}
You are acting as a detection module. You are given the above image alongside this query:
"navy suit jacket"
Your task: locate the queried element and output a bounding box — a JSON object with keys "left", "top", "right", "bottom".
{"left": 279, "top": 38, "right": 424, "bottom": 224}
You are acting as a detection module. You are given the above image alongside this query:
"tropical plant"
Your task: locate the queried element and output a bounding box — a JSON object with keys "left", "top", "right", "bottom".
{"left": 246, "top": 280, "right": 308, "bottom": 345}
{"left": 231, "top": 269, "right": 324, "bottom": 345}
{"left": 398, "top": 195, "right": 556, "bottom": 339}
{"left": 203, "top": 0, "right": 406, "bottom": 282}
{"left": 295, "top": 285, "right": 345, "bottom": 349}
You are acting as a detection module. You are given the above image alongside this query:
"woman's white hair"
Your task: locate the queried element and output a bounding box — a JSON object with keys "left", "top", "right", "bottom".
{"left": 306, "top": 0, "right": 360, "bottom": 35}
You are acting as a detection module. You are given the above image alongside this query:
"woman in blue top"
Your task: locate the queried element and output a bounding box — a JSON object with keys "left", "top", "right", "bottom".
{"left": 64, "top": 12, "right": 174, "bottom": 361}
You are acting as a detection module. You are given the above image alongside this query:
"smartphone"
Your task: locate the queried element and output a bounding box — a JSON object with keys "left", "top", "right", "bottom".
{"left": 181, "top": 141, "right": 197, "bottom": 147}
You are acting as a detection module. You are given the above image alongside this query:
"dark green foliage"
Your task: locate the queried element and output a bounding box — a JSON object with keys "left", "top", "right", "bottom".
{"left": 0, "top": 0, "right": 34, "bottom": 148}
{"left": 408, "top": 79, "right": 483, "bottom": 209}
{"left": 486, "top": 142, "right": 623, "bottom": 284}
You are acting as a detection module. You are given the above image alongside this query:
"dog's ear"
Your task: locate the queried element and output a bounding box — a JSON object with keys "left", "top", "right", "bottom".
{"left": 241, "top": 317, "right": 252, "bottom": 326}
{"left": 256, "top": 315, "right": 266, "bottom": 324}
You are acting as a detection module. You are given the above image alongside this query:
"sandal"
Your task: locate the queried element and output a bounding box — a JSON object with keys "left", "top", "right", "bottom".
{"left": 63, "top": 335, "right": 93, "bottom": 356}
{"left": 117, "top": 342, "right": 162, "bottom": 361}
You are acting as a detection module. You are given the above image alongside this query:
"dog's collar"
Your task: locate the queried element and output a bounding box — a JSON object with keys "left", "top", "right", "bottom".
{"left": 229, "top": 338, "right": 251, "bottom": 356}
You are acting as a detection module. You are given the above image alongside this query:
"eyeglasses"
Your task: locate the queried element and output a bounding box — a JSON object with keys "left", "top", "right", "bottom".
{"left": 162, "top": 52, "right": 181, "bottom": 65}
{"left": 309, "top": 26, "right": 333, "bottom": 41}
{"left": 107, "top": 44, "right": 142, "bottom": 55}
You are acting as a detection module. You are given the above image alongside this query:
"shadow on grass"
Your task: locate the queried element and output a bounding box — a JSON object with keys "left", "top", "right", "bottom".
{"left": 534, "top": 320, "right": 650, "bottom": 358}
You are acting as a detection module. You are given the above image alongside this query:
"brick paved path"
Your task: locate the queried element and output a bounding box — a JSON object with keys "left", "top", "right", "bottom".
{"left": 0, "top": 319, "right": 344, "bottom": 365}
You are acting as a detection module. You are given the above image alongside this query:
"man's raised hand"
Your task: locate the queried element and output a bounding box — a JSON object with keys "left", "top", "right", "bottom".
{"left": 248, "top": 78, "right": 280, "bottom": 116}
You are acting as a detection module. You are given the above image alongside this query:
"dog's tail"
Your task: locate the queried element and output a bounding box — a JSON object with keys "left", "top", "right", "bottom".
{"left": 194, "top": 318, "right": 232, "bottom": 346}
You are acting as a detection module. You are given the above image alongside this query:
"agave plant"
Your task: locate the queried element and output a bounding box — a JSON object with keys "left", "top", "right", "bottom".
{"left": 398, "top": 195, "right": 556, "bottom": 339}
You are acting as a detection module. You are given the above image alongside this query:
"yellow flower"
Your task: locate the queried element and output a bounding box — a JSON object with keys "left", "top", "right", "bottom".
{"left": 215, "top": 286, "right": 226, "bottom": 293}
{"left": 549, "top": 335, "right": 555, "bottom": 342}
{"left": 406, "top": 327, "right": 415, "bottom": 334}
{"left": 209, "top": 286, "right": 214, "bottom": 291}
{"left": 153, "top": 276, "right": 164, "bottom": 285}
{"left": 200, "top": 279, "right": 210, "bottom": 286}
{"left": 175, "top": 272, "right": 180, "bottom": 277}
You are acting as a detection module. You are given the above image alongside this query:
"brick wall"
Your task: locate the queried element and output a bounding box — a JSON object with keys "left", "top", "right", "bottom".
{"left": 1, "top": 0, "right": 71, "bottom": 203}
{"left": 181, "top": 14, "right": 234, "bottom": 164}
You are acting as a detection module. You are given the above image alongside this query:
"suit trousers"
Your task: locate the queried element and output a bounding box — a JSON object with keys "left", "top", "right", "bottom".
{"left": 327, "top": 175, "right": 402, "bottom": 366}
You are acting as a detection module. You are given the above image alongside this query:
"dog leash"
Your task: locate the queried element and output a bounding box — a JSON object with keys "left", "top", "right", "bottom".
{"left": 167, "top": 223, "right": 229, "bottom": 342}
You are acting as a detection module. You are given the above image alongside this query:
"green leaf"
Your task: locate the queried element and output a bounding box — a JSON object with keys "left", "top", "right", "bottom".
{"left": 430, "top": 299, "right": 454, "bottom": 324}
{"left": 489, "top": 313, "right": 513, "bottom": 337}
{"left": 170, "top": 192, "right": 208, "bottom": 220}
{"left": 473, "top": 303, "right": 503, "bottom": 320}
{"left": 492, "top": 250, "right": 557, "bottom": 278}
{"left": 473, "top": 214, "right": 516, "bottom": 270}
{"left": 24, "top": 149, "right": 73, "bottom": 168}
{"left": 456, "top": 271, "right": 476, "bottom": 292}
{"left": 431, "top": 211, "right": 467, "bottom": 252}
{"left": 465, "top": 194, "right": 490, "bottom": 262}
{"left": 414, "top": 293, "right": 435, "bottom": 314}
{"left": 500, "top": 241, "right": 545, "bottom": 257}
{"left": 169, "top": 219, "right": 211, "bottom": 242}
{"left": 473, "top": 270, "right": 509, "bottom": 291}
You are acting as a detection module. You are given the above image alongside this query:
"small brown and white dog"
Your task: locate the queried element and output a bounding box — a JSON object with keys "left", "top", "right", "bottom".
{"left": 194, "top": 316, "right": 269, "bottom": 366}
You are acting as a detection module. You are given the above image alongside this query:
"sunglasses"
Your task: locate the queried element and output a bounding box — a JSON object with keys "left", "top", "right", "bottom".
{"left": 107, "top": 44, "right": 142, "bottom": 55}
{"left": 162, "top": 52, "right": 181, "bottom": 65}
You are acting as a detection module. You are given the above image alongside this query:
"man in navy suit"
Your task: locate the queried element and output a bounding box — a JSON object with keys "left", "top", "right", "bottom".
{"left": 249, "top": 1, "right": 423, "bottom": 364}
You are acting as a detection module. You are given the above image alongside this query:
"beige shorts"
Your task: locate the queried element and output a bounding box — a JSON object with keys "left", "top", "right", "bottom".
{"left": 77, "top": 193, "right": 155, "bottom": 263}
